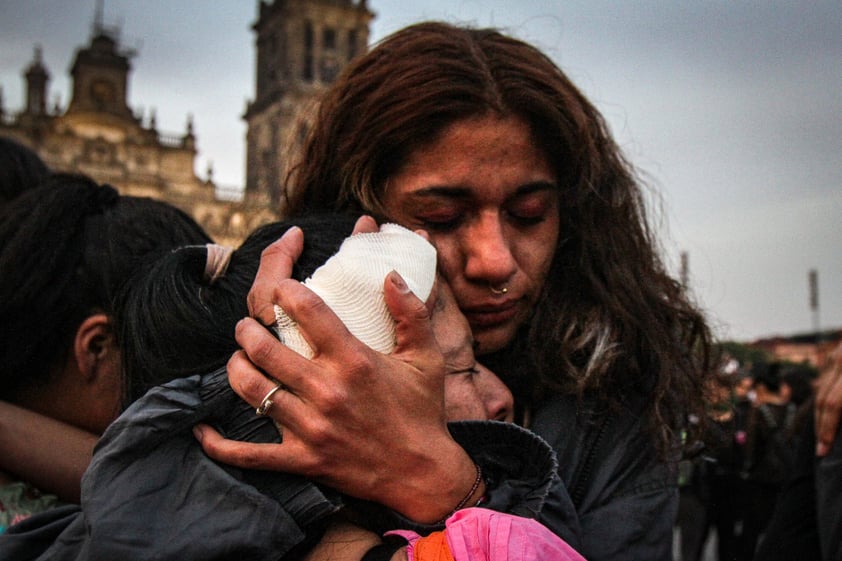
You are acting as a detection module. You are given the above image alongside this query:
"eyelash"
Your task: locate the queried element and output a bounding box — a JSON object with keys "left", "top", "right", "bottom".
{"left": 420, "top": 211, "right": 547, "bottom": 233}
{"left": 421, "top": 217, "right": 461, "bottom": 232}
{"left": 511, "top": 213, "right": 546, "bottom": 226}
{"left": 449, "top": 366, "right": 479, "bottom": 376}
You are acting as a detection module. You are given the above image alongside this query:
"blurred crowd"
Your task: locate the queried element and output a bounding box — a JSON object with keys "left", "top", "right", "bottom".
{"left": 675, "top": 344, "right": 840, "bottom": 561}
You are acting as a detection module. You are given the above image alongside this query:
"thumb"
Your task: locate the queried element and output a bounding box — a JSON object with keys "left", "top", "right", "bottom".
{"left": 384, "top": 270, "right": 440, "bottom": 364}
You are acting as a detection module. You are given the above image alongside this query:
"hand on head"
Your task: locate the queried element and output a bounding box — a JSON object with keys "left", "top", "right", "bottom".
{"left": 246, "top": 215, "right": 379, "bottom": 325}
{"left": 197, "top": 216, "right": 482, "bottom": 524}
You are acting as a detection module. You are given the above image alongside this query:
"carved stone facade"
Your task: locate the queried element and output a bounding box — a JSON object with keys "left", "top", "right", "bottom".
{"left": 0, "top": 19, "right": 277, "bottom": 246}
{"left": 1, "top": 1, "right": 374, "bottom": 244}
{"left": 244, "top": 0, "right": 373, "bottom": 212}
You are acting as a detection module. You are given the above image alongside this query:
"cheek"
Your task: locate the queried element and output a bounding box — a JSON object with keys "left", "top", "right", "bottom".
{"left": 514, "top": 225, "right": 558, "bottom": 288}
{"left": 443, "top": 377, "right": 484, "bottom": 422}
{"left": 430, "top": 237, "right": 464, "bottom": 285}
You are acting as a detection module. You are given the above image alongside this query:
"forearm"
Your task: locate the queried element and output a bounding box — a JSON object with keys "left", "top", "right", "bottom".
{"left": 340, "top": 419, "right": 580, "bottom": 552}
{"left": 299, "top": 520, "right": 382, "bottom": 561}
{"left": 377, "top": 439, "right": 485, "bottom": 524}
{"left": 0, "top": 401, "right": 97, "bottom": 503}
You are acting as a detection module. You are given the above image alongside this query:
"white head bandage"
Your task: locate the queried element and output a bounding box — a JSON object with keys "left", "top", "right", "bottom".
{"left": 273, "top": 223, "right": 437, "bottom": 358}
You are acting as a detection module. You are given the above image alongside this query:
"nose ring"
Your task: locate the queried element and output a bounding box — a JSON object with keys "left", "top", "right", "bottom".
{"left": 489, "top": 284, "right": 508, "bottom": 295}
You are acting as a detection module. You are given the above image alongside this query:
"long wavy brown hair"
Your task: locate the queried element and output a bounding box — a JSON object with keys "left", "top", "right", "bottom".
{"left": 284, "top": 21, "right": 716, "bottom": 456}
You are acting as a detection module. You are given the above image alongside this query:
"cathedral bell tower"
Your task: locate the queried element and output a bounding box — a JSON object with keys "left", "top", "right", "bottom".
{"left": 244, "top": 0, "right": 373, "bottom": 209}
{"left": 24, "top": 46, "right": 50, "bottom": 117}
{"left": 65, "top": 7, "right": 135, "bottom": 120}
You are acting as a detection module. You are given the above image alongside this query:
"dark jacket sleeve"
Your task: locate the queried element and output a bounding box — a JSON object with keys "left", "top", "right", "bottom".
{"left": 0, "top": 371, "right": 343, "bottom": 561}
{"left": 754, "top": 414, "right": 821, "bottom": 561}
{"left": 1, "top": 377, "right": 584, "bottom": 560}
{"left": 450, "top": 420, "right": 582, "bottom": 551}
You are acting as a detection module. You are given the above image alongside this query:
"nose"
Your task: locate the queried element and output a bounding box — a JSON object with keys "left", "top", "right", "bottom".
{"left": 476, "top": 363, "right": 514, "bottom": 422}
{"left": 462, "top": 213, "right": 517, "bottom": 287}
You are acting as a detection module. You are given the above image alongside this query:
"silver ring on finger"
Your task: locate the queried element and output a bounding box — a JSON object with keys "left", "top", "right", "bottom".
{"left": 255, "top": 384, "right": 283, "bottom": 417}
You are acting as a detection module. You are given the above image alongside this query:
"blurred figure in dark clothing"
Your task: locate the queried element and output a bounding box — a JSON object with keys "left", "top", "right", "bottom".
{"left": 738, "top": 362, "right": 798, "bottom": 558}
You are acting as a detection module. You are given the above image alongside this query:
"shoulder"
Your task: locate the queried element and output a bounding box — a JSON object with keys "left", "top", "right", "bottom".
{"left": 531, "top": 393, "right": 676, "bottom": 508}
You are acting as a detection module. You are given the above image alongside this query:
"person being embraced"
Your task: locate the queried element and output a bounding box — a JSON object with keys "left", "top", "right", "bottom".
{"left": 0, "top": 173, "right": 211, "bottom": 531}
{"left": 196, "top": 21, "right": 718, "bottom": 561}
{"left": 0, "top": 214, "right": 582, "bottom": 561}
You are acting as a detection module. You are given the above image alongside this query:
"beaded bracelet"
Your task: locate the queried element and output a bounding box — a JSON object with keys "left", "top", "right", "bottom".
{"left": 434, "top": 462, "right": 483, "bottom": 525}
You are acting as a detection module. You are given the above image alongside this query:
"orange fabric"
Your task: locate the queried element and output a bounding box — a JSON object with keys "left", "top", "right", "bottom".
{"left": 411, "top": 530, "right": 456, "bottom": 561}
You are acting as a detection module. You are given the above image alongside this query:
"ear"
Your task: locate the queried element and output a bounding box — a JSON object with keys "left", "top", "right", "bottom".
{"left": 73, "top": 313, "right": 118, "bottom": 382}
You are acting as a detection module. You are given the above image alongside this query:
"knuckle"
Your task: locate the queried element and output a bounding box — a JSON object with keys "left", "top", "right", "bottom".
{"left": 319, "top": 386, "right": 349, "bottom": 413}
{"left": 286, "top": 286, "right": 330, "bottom": 318}
{"left": 411, "top": 295, "right": 432, "bottom": 320}
{"left": 247, "top": 333, "right": 281, "bottom": 368}
{"left": 307, "top": 419, "right": 332, "bottom": 443}
{"left": 260, "top": 239, "right": 290, "bottom": 262}
{"left": 237, "top": 367, "right": 271, "bottom": 401}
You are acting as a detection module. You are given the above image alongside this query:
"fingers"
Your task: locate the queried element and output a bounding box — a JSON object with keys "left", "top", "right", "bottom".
{"left": 194, "top": 423, "right": 310, "bottom": 473}
{"left": 230, "top": 318, "right": 313, "bottom": 401}
{"left": 351, "top": 215, "right": 379, "bottom": 235}
{"left": 246, "top": 215, "right": 379, "bottom": 326}
{"left": 270, "top": 278, "right": 365, "bottom": 363}
{"left": 385, "top": 271, "right": 444, "bottom": 376}
{"left": 247, "top": 226, "right": 304, "bottom": 324}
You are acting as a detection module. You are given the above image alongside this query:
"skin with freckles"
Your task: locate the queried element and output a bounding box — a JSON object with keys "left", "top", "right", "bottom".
{"left": 384, "top": 114, "right": 559, "bottom": 356}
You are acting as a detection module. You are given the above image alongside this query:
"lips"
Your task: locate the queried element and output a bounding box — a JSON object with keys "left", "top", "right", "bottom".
{"left": 461, "top": 298, "right": 520, "bottom": 328}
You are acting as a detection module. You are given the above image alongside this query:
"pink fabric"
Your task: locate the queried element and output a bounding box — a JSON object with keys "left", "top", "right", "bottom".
{"left": 387, "top": 508, "right": 587, "bottom": 561}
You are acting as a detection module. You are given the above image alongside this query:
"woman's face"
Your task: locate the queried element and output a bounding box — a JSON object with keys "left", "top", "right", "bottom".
{"left": 384, "top": 114, "right": 560, "bottom": 355}
{"left": 432, "top": 281, "right": 514, "bottom": 422}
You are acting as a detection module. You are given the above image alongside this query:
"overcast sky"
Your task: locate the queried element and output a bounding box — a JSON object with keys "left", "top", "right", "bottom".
{"left": 2, "top": 0, "right": 840, "bottom": 343}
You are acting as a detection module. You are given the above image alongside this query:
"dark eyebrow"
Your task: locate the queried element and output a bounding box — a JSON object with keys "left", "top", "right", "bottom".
{"left": 514, "top": 181, "right": 558, "bottom": 196}
{"left": 408, "top": 181, "right": 557, "bottom": 200}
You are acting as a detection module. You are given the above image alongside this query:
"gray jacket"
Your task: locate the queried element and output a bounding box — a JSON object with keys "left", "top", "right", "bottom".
{"left": 0, "top": 367, "right": 581, "bottom": 560}
{"left": 532, "top": 392, "right": 679, "bottom": 561}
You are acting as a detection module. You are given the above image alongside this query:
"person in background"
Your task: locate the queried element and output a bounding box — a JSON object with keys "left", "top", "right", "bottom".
{"left": 674, "top": 363, "right": 736, "bottom": 561}
{"left": 755, "top": 344, "right": 842, "bottom": 561}
{"left": 197, "top": 21, "right": 717, "bottom": 561}
{"left": 0, "top": 173, "right": 211, "bottom": 531}
{"left": 738, "top": 361, "right": 799, "bottom": 558}
{"left": 0, "top": 215, "right": 581, "bottom": 561}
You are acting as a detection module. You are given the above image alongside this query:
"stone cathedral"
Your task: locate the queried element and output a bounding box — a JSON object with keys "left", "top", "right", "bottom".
{"left": 244, "top": 0, "right": 373, "bottom": 209}
{"left": 0, "top": 0, "right": 373, "bottom": 244}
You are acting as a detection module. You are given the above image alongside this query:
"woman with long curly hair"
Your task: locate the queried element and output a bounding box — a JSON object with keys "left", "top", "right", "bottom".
{"left": 199, "top": 21, "right": 717, "bottom": 561}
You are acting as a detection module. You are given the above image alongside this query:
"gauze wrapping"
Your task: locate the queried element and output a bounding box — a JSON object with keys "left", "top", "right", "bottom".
{"left": 273, "top": 223, "right": 437, "bottom": 358}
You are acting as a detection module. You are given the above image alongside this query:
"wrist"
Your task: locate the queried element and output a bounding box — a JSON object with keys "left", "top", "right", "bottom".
{"left": 384, "top": 442, "right": 485, "bottom": 524}
{"left": 434, "top": 461, "right": 484, "bottom": 525}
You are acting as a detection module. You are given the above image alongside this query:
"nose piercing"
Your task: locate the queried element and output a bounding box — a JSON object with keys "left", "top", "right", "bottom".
{"left": 489, "top": 284, "right": 508, "bottom": 295}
